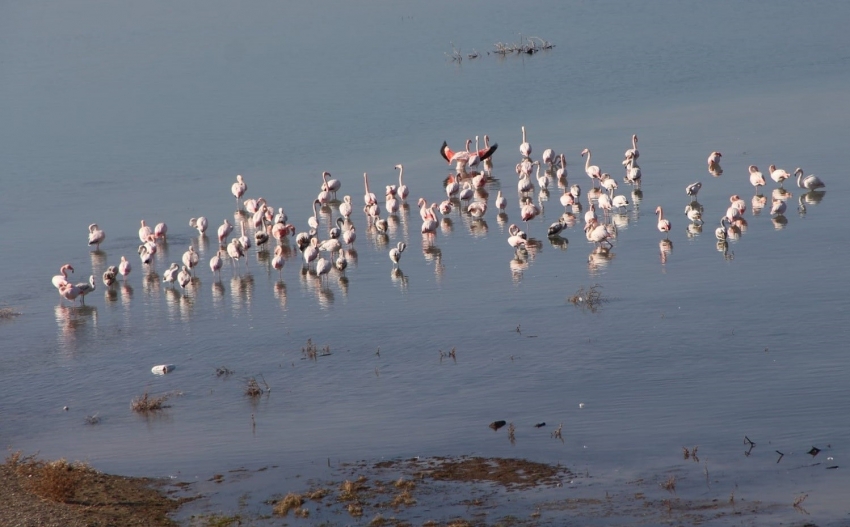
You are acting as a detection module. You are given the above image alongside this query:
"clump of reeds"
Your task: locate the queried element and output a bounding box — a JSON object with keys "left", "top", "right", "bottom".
{"left": 273, "top": 492, "right": 303, "bottom": 516}
{"left": 569, "top": 284, "right": 605, "bottom": 312}
{"left": 661, "top": 475, "right": 676, "bottom": 494}
{"left": 245, "top": 377, "right": 264, "bottom": 398}
{"left": 302, "top": 339, "right": 330, "bottom": 360}
{"left": 508, "top": 423, "right": 517, "bottom": 445}
{"left": 131, "top": 391, "right": 170, "bottom": 413}
{"left": 439, "top": 347, "right": 457, "bottom": 363}
{"left": 393, "top": 477, "right": 415, "bottom": 490}
{"left": 391, "top": 489, "right": 416, "bottom": 507}
{"left": 216, "top": 366, "right": 233, "bottom": 377}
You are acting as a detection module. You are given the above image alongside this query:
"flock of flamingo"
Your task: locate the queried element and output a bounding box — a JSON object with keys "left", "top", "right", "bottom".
{"left": 50, "top": 126, "right": 827, "bottom": 305}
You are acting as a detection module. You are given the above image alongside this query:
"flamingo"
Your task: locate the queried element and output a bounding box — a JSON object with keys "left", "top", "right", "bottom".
{"left": 218, "top": 219, "right": 233, "bottom": 243}
{"left": 535, "top": 162, "right": 550, "bottom": 190}
{"left": 685, "top": 182, "right": 702, "bottom": 199}
{"left": 570, "top": 184, "right": 581, "bottom": 200}
{"left": 541, "top": 148, "right": 556, "bottom": 168}
{"left": 768, "top": 165, "right": 790, "bottom": 186}
{"left": 458, "top": 181, "right": 474, "bottom": 204}
{"left": 73, "top": 275, "right": 96, "bottom": 305}
{"left": 307, "top": 199, "right": 321, "bottom": 230}
{"left": 623, "top": 134, "right": 639, "bottom": 162}
{"left": 560, "top": 187, "right": 576, "bottom": 211}
{"left": 319, "top": 237, "right": 341, "bottom": 257}
{"left": 445, "top": 174, "right": 460, "bottom": 199}
{"left": 421, "top": 207, "right": 437, "bottom": 234}
{"left": 138, "top": 220, "right": 152, "bottom": 243}
{"left": 315, "top": 257, "right": 332, "bottom": 284}
{"left": 272, "top": 222, "right": 295, "bottom": 242}
{"left": 655, "top": 206, "right": 671, "bottom": 238}
{"left": 177, "top": 265, "right": 191, "bottom": 293}
{"left": 685, "top": 206, "right": 702, "bottom": 224}
{"left": 210, "top": 248, "right": 224, "bottom": 280}
{"left": 730, "top": 195, "right": 747, "bottom": 215}
{"left": 749, "top": 165, "right": 766, "bottom": 193}
{"left": 597, "top": 192, "right": 613, "bottom": 214}
{"left": 481, "top": 134, "right": 495, "bottom": 174}
{"left": 715, "top": 218, "right": 729, "bottom": 241}
{"left": 441, "top": 138, "right": 498, "bottom": 174}
{"left": 517, "top": 169, "right": 534, "bottom": 194}
{"left": 612, "top": 194, "right": 629, "bottom": 212}
{"left": 182, "top": 245, "right": 199, "bottom": 275}
{"left": 394, "top": 165, "right": 409, "bottom": 201}
{"left": 585, "top": 219, "right": 614, "bottom": 247}
{"left": 154, "top": 222, "right": 168, "bottom": 241}
{"left": 584, "top": 203, "right": 597, "bottom": 225}
{"left": 707, "top": 151, "right": 722, "bottom": 168}
{"left": 322, "top": 171, "right": 341, "bottom": 199}
{"left": 495, "top": 190, "right": 507, "bottom": 212}
{"left": 272, "top": 246, "right": 285, "bottom": 279}
{"left": 374, "top": 214, "right": 388, "bottom": 235}
{"left": 255, "top": 226, "right": 270, "bottom": 250}
{"left": 339, "top": 196, "right": 353, "bottom": 218}
{"left": 624, "top": 154, "right": 641, "bottom": 184}
{"left": 556, "top": 153, "right": 568, "bottom": 181}
{"left": 363, "top": 173, "right": 377, "bottom": 207}
{"left": 794, "top": 168, "right": 825, "bottom": 190}
{"left": 228, "top": 239, "right": 247, "bottom": 270}
{"left": 189, "top": 217, "right": 208, "bottom": 235}
{"left": 438, "top": 200, "right": 453, "bottom": 216}
{"left": 547, "top": 217, "right": 567, "bottom": 237}
{"left": 343, "top": 225, "right": 356, "bottom": 246}
{"left": 302, "top": 237, "right": 319, "bottom": 268}
{"left": 237, "top": 221, "right": 252, "bottom": 251}
{"left": 519, "top": 126, "right": 531, "bottom": 158}
{"left": 385, "top": 187, "right": 400, "bottom": 215}
{"left": 389, "top": 242, "right": 406, "bottom": 269}
{"left": 118, "top": 256, "right": 131, "bottom": 281}
{"left": 102, "top": 266, "right": 118, "bottom": 287}
{"left": 87, "top": 224, "right": 105, "bottom": 250}
{"left": 581, "top": 148, "right": 601, "bottom": 186}
{"left": 335, "top": 250, "right": 348, "bottom": 274}
{"left": 507, "top": 224, "right": 526, "bottom": 248}
{"left": 232, "top": 175, "right": 247, "bottom": 209}
{"left": 138, "top": 244, "right": 153, "bottom": 265}
{"left": 52, "top": 264, "right": 75, "bottom": 290}
{"left": 273, "top": 207, "right": 288, "bottom": 225}
{"left": 59, "top": 282, "right": 82, "bottom": 304}
{"left": 296, "top": 229, "right": 316, "bottom": 252}
{"left": 520, "top": 198, "right": 540, "bottom": 229}
{"left": 163, "top": 263, "right": 179, "bottom": 287}
{"left": 599, "top": 173, "right": 618, "bottom": 193}
{"left": 467, "top": 200, "right": 487, "bottom": 219}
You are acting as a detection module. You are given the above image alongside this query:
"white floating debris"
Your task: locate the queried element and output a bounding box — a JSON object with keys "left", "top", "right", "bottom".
{"left": 151, "top": 364, "right": 175, "bottom": 375}
{"left": 579, "top": 402, "right": 585, "bottom": 408}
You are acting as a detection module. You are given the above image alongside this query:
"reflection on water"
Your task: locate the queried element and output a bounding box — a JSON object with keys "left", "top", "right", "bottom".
{"left": 771, "top": 214, "right": 788, "bottom": 230}
{"left": 659, "top": 239, "right": 673, "bottom": 264}
{"left": 587, "top": 247, "right": 613, "bottom": 274}
{"left": 54, "top": 304, "right": 98, "bottom": 343}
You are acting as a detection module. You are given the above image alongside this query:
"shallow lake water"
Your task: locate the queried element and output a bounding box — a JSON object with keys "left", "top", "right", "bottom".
{"left": 2, "top": 1, "right": 849, "bottom": 524}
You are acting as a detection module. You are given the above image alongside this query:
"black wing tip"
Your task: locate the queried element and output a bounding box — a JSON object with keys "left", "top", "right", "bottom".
{"left": 440, "top": 141, "right": 450, "bottom": 162}
{"left": 481, "top": 143, "right": 498, "bottom": 161}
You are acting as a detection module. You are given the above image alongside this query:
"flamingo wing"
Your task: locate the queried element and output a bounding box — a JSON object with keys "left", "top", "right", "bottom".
{"left": 477, "top": 143, "right": 498, "bottom": 161}
{"left": 440, "top": 141, "right": 455, "bottom": 164}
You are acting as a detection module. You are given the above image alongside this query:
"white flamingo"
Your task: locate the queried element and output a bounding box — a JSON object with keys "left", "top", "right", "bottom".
{"left": 177, "top": 265, "right": 191, "bottom": 293}
{"left": 685, "top": 182, "right": 702, "bottom": 199}
{"left": 394, "top": 164, "right": 409, "bottom": 201}
{"left": 87, "top": 224, "right": 105, "bottom": 250}
{"left": 794, "top": 167, "right": 825, "bottom": 190}
{"left": 560, "top": 187, "right": 576, "bottom": 211}
{"left": 335, "top": 250, "right": 348, "bottom": 274}
{"left": 182, "top": 245, "right": 199, "bottom": 275}
{"left": 118, "top": 256, "right": 132, "bottom": 281}
{"left": 495, "top": 190, "right": 507, "bottom": 212}
{"left": 102, "top": 266, "right": 118, "bottom": 287}
{"left": 467, "top": 201, "right": 487, "bottom": 219}
{"left": 343, "top": 225, "right": 356, "bottom": 246}
{"left": 623, "top": 134, "right": 639, "bottom": 162}
{"left": 163, "top": 262, "right": 179, "bottom": 287}
{"left": 218, "top": 219, "right": 233, "bottom": 243}
{"left": 768, "top": 165, "right": 790, "bottom": 186}
{"left": 339, "top": 196, "right": 353, "bottom": 218}
{"left": 189, "top": 217, "right": 208, "bottom": 235}
{"left": 445, "top": 174, "right": 460, "bottom": 199}
{"left": 228, "top": 239, "right": 247, "bottom": 270}
{"left": 272, "top": 246, "right": 286, "bottom": 279}
{"left": 612, "top": 194, "right": 629, "bottom": 212}
{"left": 707, "top": 151, "right": 722, "bottom": 168}
{"left": 138, "top": 220, "right": 152, "bottom": 243}
{"left": 232, "top": 175, "right": 247, "bottom": 209}
{"left": 585, "top": 219, "right": 614, "bottom": 247}
{"left": 74, "top": 276, "right": 96, "bottom": 305}
{"left": 389, "top": 242, "right": 406, "bottom": 269}
{"left": 316, "top": 257, "right": 332, "bottom": 283}
{"left": 302, "top": 237, "right": 319, "bottom": 268}
{"left": 154, "top": 222, "right": 168, "bottom": 241}
{"left": 238, "top": 221, "right": 251, "bottom": 251}
{"left": 581, "top": 148, "right": 601, "bottom": 186}
{"left": 52, "top": 264, "right": 75, "bottom": 290}
{"left": 59, "top": 282, "right": 82, "bottom": 304}
{"left": 363, "top": 173, "right": 377, "bottom": 207}
{"left": 210, "top": 249, "right": 224, "bottom": 281}
{"left": 749, "top": 165, "right": 766, "bottom": 193}
{"left": 322, "top": 171, "right": 341, "bottom": 199}
{"left": 519, "top": 125, "right": 531, "bottom": 158}
{"left": 624, "top": 154, "right": 641, "bottom": 184}
{"left": 655, "top": 206, "right": 671, "bottom": 238}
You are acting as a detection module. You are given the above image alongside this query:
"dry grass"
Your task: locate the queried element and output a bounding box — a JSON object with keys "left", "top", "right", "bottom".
{"left": 347, "top": 502, "right": 363, "bottom": 517}
{"left": 552, "top": 423, "right": 564, "bottom": 442}
{"left": 391, "top": 489, "right": 416, "bottom": 507}
{"left": 272, "top": 492, "right": 303, "bottom": 516}
{"left": 131, "top": 391, "right": 170, "bottom": 413}
{"left": 245, "top": 377, "right": 264, "bottom": 398}
{"left": 568, "top": 284, "right": 605, "bottom": 312}
{"left": 393, "top": 477, "right": 415, "bottom": 490}
{"left": 307, "top": 487, "right": 330, "bottom": 500}
{"left": 6, "top": 451, "right": 94, "bottom": 503}
{"left": 661, "top": 475, "right": 676, "bottom": 494}
{"left": 507, "top": 423, "right": 516, "bottom": 445}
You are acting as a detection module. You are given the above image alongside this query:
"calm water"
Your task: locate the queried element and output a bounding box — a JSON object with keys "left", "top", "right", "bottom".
{"left": 2, "top": 1, "right": 849, "bottom": 524}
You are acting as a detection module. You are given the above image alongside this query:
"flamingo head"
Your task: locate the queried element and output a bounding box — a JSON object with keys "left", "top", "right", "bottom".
{"left": 394, "top": 164, "right": 402, "bottom": 170}
{"left": 748, "top": 165, "right": 758, "bottom": 173}
{"left": 768, "top": 164, "right": 777, "bottom": 172}
{"left": 655, "top": 206, "right": 663, "bottom": 215}
{"left": 794, "top": 167, "right": 803, "bottom": 176}
{"left": 581, "top": 148, "right": 589, "bottom": 157}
